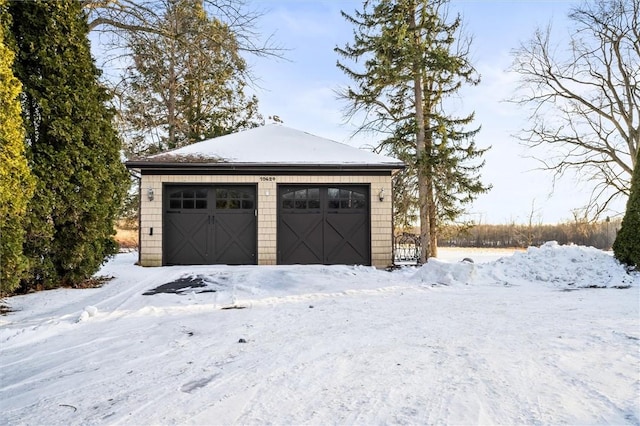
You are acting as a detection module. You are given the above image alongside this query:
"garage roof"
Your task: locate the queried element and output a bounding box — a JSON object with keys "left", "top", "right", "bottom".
{"left": 126, "top": 124, "right": 405, "bottom": 172}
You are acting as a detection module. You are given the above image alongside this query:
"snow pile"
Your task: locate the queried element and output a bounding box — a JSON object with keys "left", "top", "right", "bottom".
{"left": 408, "top": 242, "right": 638, "bottom": 289}
{"left": 76, "top": 305, "right": 98, "bottom": 323}
{"left": 484, "top": 241, "right": 637, "bottom": 288}
{"left": 412, "top": 258, "right": 477, "bottom": 285}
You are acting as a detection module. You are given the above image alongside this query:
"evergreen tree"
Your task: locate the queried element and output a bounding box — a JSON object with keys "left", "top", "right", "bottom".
{"left": 119, "top": 0, "right": 262, "bottom": 157}
{"left": 10, "top": 0, "right": 129, "bottom": 290}
{"left": 336, "top": 0, "right": 490, "bottom": 261}
{"left": 0, "top": 0, "right": 34, "bottom": 295}
{"left": 613, "top": 150, "right": 639, "bottom": 269}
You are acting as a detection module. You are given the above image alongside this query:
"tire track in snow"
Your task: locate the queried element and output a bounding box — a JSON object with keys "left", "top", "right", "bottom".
{"left": 2, "top": 258, "right": 637, "bottom": 425}
{"left": 206, "top": 291, "right": 443, "bottom": 424}
{"left": 1, "top": 312, "right": 247, "bottom": 425}
{"left": 541, "top": 351, "right": 640, "bottom": 423}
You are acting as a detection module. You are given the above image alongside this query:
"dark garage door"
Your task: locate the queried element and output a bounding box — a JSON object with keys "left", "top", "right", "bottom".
{"left": 164, "top": 185, "right": 256, "bottom": 265}
{"left": 278, "top": 185, "right": 370, "bottom": 265}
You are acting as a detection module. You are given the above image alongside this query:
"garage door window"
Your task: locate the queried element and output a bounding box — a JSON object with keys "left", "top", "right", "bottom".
{"left": 281, "top": 188, "right": 320, "bottom": 210}
{"left": 328, "top": 188, "right": 366, "bottom": 209}
{"left": 169, "top": 189, "right": 207, "bottom": 209}
{"left": 216, "top": 188, "right": 255, "bottom": 210}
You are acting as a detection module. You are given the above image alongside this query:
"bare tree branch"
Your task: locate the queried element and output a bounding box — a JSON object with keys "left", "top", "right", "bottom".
{"left": 510, "top": 0, "right": 639, "bottom": 218}
{"left": 82, "top": 0, "right": 284, "bottom": 58}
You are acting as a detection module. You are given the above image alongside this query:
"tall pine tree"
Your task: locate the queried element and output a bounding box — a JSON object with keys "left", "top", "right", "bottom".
{"left": 10, "top": 0, "right": 129, "bottom": 290}
{"left": 336, "top": 0, "right": 490, "bottom": 261}
{"left": 0, "top": 0, "right": 34, "bottom": 295}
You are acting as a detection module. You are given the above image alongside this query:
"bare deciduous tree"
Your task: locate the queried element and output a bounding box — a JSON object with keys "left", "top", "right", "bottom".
{"left": 511, "top": 0, "right": 639, "bottom": 218}
{"left": 82, "top": 0, "right": 281, "bottom": 58}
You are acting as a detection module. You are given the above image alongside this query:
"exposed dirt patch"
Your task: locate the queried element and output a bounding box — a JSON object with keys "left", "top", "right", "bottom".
{"left": 0, "top": 301, "right": 13, "bottom": 316}
{"left": 143, "top": 276, "right": 217, "bottom": 295}
{"left": 71, "top": 275, "right": 114, "bottom": 289}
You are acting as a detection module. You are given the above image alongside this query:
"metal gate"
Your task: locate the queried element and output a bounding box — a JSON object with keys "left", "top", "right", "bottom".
{"left": 164, "top": 185, "right": 256, "bottom": 265}
{"left": 278, "top": 185, "right": 370, "bottom": 265}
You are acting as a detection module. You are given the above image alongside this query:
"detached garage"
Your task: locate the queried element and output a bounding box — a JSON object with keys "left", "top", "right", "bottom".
{"left": 125, "top": 125, "right": 404, "bottom": 268}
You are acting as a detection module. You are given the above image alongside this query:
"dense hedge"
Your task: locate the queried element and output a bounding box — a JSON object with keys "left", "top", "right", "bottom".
{"left": 0, "top": 0, "right": 35, "bottom": 295}
{"left": 9, "top": 0, "right": 128, "bottom": 292}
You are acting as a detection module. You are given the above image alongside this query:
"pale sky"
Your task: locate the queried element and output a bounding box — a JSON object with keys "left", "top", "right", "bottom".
{"left": 247, "top": 0, "right": 627, "bottom": 225}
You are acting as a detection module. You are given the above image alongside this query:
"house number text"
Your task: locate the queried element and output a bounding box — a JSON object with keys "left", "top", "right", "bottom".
{"left": 259, "top": 176, "right": 276, "bottom": 181}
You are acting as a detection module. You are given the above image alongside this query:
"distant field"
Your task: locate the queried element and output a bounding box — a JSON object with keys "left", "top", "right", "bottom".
{"left": 114, "top": 227, "right": 137, "bottom": 250}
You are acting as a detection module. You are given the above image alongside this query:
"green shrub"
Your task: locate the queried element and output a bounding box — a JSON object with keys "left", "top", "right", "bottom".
{"left": 0, "top": 0, "right": 34, "bottom": 295}
{"left": 9, "top": 0, "right": 128, "bottom": 290}
{"left": 613, "top": 150, "right": 640, "bottom": 269}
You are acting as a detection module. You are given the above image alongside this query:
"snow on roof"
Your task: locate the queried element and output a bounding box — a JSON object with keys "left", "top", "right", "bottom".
{"left": 145, "top": 124, "right": 403, "bottom": 167}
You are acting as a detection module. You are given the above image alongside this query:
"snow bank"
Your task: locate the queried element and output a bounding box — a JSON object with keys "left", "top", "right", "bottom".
{"left": 412, "top": 242, "right": 638, "bottom": 289}
{"left": 483, "top": 241, "right": 637, "bottom": 288}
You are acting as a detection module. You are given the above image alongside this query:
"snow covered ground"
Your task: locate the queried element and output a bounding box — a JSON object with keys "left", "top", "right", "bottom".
{"left": 1, "top": 243, "right": 638, "bottom": 425}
